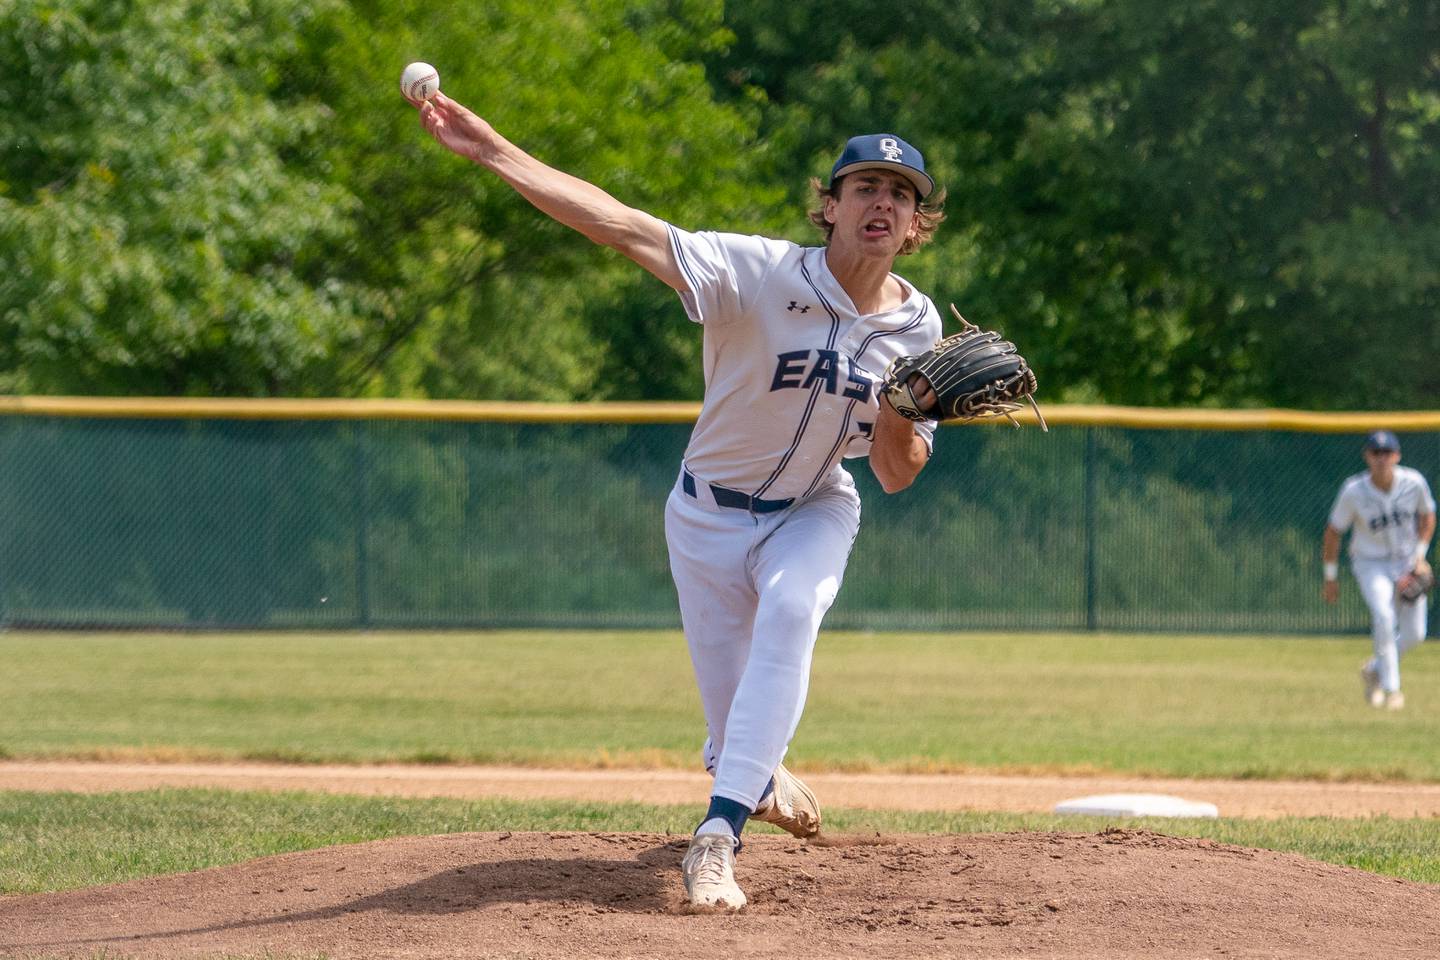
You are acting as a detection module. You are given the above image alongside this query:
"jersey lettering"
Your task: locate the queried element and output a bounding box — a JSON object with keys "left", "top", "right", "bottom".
{"left": 770, "top": 350, "right": 874, "bottom": 401}
{"left": 1369, "top": 508, "right": 1413, "bottom": 532}
{"left": 801, "top": 350, "right": 840, "bottom": 393}
{"left": 671, "top": 230, "right": 939, "bottom": 495}
{"left": 769, "top": 350, "right": 810, "bottom": 391}
{"left": 841, "top": 357, "right": 873, "bottom": 401}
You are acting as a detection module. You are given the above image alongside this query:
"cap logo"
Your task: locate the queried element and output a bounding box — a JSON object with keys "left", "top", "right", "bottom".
{"left": 830, "top": 133, "right": 934, "bottom": 199}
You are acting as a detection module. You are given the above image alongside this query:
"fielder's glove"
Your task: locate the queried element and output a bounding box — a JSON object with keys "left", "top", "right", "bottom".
{"left": 881, "top": 305, "right": 1047, "bottom": 429}
{"left": 1398, "top": 567, "right": 1435, "bottom": 604}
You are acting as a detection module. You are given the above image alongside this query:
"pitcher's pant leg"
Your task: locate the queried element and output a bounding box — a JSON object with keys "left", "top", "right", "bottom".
{"left": 665, "top": 490, "right": 758, "bottom": 766}
{"left": 711, "top": 484, "right": 861, "bottom": 809}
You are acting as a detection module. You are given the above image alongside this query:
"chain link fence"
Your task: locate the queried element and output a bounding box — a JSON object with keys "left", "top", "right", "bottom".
{"left": 1, "top": 404, "right": 1436, "bottom": 633}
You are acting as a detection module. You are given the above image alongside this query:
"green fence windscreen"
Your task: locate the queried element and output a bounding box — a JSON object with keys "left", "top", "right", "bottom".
{"left": 0, "top": 415, "right": 1432, "bottom": 633}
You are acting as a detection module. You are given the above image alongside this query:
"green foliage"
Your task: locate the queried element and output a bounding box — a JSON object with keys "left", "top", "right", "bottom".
{"left": 285, "top": 0, "right": 780, "bottom": 399}
{"left": 0, "top": 0, "right": 370, "bottom": 395}
{"left": 708, "top": 0, "right": 1440, "bottom": 408}
{"left": 0, "top": 0, "right": 776, "bottom": 400}
{"left": 2, "top": 0, "right": 1438, "bottom": 404}
{"left": 1009, "top": 0, "right": 1440, "bottom": 408}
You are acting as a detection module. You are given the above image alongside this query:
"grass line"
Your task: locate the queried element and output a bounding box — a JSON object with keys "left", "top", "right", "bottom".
{"left": 1, "top": 630, "right": 1437, "bottom": 782}
{"left": 1, "top": 788, "right": 1437, "bottom": 894}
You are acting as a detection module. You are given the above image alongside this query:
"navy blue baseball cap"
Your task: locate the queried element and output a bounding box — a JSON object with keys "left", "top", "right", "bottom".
{"left": 1364, "top": 429, "right": 1401, "bottom": 453}
{"left": 829, "top": 134, "right": 935, "bottom": 199}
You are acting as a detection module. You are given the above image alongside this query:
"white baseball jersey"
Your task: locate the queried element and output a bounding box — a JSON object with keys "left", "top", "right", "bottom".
{"left": 1328, "top": 466, "right": 1436, "bottom": 562}
{"left": 666, "top": 226, "right": 941, "bottom": 499}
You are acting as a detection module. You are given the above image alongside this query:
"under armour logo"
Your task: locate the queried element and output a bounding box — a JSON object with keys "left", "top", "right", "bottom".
{"left": 880, "top": 137, "right": 903, "bottom": 162}
{"left": 787, "top": 301, "right": 811, "bottom": 313}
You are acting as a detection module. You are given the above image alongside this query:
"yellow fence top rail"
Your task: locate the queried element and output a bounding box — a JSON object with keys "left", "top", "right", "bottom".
{"left": 0, "top": 396, "right": 701, "bottom": 424}
{"left": 2, "top": 395, "right": 1440, "bottom": 432}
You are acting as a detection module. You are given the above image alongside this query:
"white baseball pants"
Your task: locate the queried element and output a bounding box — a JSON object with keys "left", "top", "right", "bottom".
{"left": 1352, "top": 557, "right": 1428, "bottom": 693}
{"left": 665, "top": 467, "right": 861, "bottom": 810}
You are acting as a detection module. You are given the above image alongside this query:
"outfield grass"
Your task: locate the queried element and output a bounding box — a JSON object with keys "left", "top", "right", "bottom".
{"left": 0, "top": 630, "right": 1436, "bottom": 780}
{"left": 0, "top": 788, "right": 1436, "bottom": 894}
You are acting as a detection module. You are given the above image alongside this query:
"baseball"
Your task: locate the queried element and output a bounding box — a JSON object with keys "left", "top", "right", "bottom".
{"left": 400, "top": 62, "right": 440, "bottom": 103}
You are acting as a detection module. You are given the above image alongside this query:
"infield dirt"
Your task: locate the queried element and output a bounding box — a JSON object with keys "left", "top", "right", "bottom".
{"left": 2, "top": 765, "right": 1439, "bottom": 958}
{"left": 6, "top": 760, "right": 1440, "bottom": 818}
{"left": 2, "top": 828, "right": 1438, "bottom": 959}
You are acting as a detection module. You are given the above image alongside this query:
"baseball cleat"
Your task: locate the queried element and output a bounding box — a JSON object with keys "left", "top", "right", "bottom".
{"left": 1360, "top": 664, "right": 1384, "bottom": 708}
{"left": 1384, "top": 690, "right": 1406, "bottom": 711}
{"left": 750, "top": 763, "right": 821, "bottom": 839}
{"left": 681, "top": 833, "right": 747, "bottom": 910}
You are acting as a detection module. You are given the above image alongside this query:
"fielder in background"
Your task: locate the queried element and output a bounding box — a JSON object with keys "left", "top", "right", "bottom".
{"left": 414, "top": 93, "right": 946, "bottom": 908}
{"left": 1323, "top": 430, "right": 1435, "bottom": 710}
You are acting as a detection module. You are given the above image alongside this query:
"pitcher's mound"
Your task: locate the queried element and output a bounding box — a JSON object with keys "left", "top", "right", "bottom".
{"left": 1, "top": 829, "right": 1435, "bottom": 959}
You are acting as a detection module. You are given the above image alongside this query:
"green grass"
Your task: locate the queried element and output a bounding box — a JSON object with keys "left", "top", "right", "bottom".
{"left": 0, "top": 788, "right": 1436, "bottom": 894}
{"left": 0, "top": 629, "right": 1436, "bottom": 780}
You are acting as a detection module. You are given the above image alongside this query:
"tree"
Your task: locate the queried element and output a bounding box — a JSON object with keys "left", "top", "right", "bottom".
{"left": 8, "top": 0, "right": 1437, "bottom": 406}
{"left": 0, "top": 0, "right": 784, "bottom": 400}
{"left": 708, "top": 0, "right": 1440, "bottom": 409}
{"left": 288, "top": 0, "right": 785, "bottom": 400}
{"left": 0, "top": 0, "right": 369, "bottom": 395}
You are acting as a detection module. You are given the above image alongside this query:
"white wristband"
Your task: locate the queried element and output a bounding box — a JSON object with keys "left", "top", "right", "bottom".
{"left": 1324, "top": 562, "right": 1339, "bottom": 581}
{"left": 1417, "top": 543, "right": 1431, "bottom": 564}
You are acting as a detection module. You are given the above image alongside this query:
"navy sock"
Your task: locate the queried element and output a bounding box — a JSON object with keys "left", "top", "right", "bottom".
{"left": 758, "top": 776, "right": 775, "bottom": 803}
{"left": 698, "top": 795, "right": 752, "bottom": 842}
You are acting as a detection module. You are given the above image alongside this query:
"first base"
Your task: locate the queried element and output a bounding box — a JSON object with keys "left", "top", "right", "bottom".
{"left": 1054, "top": 793, "right": 1219, "bottom": 819}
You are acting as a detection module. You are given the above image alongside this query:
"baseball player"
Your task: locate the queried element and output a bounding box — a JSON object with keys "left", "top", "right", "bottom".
{"left": 414, "top": 93, "right": 946, "bottom": 909}
{"left": 1323, "top": 430, "right": 1435, "bottom": 710}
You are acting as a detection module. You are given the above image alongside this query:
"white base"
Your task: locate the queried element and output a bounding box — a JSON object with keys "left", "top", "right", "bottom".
{"left": 1054, "top": 792, "right": 1219, "bottom": 819}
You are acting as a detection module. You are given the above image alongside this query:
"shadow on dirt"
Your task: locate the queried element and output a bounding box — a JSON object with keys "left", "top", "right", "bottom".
{"left": 4, "top": 839, "right": 687, "bottom": 953}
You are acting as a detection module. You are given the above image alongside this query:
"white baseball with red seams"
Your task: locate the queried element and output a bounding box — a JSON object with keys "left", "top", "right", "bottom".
{"left": 400, "top": 62, "right": 439, "bottom": 103}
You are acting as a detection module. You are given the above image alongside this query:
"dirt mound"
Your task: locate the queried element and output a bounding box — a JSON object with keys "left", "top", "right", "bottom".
{"left": 1, "top": 829, "right": 1435, "bottom": 959}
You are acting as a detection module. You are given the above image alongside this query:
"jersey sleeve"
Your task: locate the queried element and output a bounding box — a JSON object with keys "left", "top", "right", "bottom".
{"left": 1327, "top": 485, "right": 1355, "bottom": 532}
{"left": 1416, "top": 472, "right": 1437, "bottom": 514}
{"left": 915, "top": 419, "right": 937, "bottom": 452}
{"left": 666, "top": 226, "right": 787, "bottom": 326}
{"left": 842, "top": 418, "right": 936, "bottom": 460}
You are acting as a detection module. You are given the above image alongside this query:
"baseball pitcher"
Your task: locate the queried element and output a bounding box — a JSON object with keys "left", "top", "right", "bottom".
{"left": 414, "top": 92, "right": 1039, "bottom": 909}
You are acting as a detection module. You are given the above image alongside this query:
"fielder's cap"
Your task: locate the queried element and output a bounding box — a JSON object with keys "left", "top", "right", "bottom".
{"left": 1364, "top": 429, "right": 1401, "bottom": 452}
{"left": 829, "top": 133, "right": 935, "bottom": 200}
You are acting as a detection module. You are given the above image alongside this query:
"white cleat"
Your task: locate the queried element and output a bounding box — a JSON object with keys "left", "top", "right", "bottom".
{"left": 1384, "top": 690, "right": 1406, "bottom": 711}
{"left": 1361, "top": 664, "right": 1384, "bottom": 708}
{"left": 682, "top": 833, "right": 747, "bottom": 910}
{"left": 750, "top": 763, "right": 822, "bottom": 839}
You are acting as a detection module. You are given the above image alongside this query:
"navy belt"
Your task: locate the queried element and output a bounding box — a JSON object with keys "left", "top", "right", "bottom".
{"left": 683, "top": 470, "right": 795, "bottom": 514}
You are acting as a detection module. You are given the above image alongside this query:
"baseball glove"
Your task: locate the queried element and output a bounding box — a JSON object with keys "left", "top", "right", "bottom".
{"left": 1398, "top": 567, "right": 1435, "bottom": 604}
{"left": 882, "top": 305, "right": 1047, "bottom": 429}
